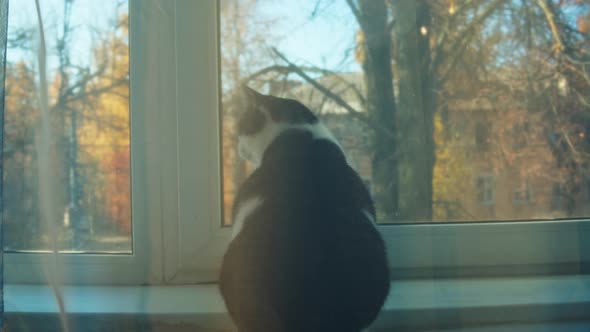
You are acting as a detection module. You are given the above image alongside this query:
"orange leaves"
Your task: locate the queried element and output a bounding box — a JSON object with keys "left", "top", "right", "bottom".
{"left": 103, "top": 147, "right": 131, "bottom": 235}
{"left": 449, "top": 0, "right": 456, "bottom": 15}
{"left": 578, "top": 12, "right": 590, "bottom": 33}
{"left": 77, "top": 14, "right": 131, "bottom": 235}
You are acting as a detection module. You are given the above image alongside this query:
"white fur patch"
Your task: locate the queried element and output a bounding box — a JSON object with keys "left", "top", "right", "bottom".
{"left": 232, "top": 197, "right": 264, "bottom": 238}
{"left": 362, "top": 209, "right": 377, "bottom": 229}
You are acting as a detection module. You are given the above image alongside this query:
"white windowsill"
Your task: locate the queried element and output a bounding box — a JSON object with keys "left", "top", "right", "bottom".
{"left": 373, "top": 274, "right": 590, "bottom": 330}
{"left": 5, "top": 284, "right": 233, "bottom": 331}
{"left": 5, "top": 275, "right": 590, "bottom": 331}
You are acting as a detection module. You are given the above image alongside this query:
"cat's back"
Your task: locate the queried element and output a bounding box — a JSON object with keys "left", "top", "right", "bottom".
{"left": 222, "top": 129, "right": 389, "bottom": 332}
{"left": 253, "top": 129, "right": 372, "bottom": 216}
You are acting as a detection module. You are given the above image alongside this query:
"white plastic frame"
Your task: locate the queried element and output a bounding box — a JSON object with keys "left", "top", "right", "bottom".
{"left": 5, "top": 0, "right": 169, "bottom": 285}
{"left": 5, "top": 0, "right": 589, "bottom": 286}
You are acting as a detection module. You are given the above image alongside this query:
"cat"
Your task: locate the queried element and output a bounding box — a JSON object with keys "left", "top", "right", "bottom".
{"left": 219, "top": 87, "right": 390, "bottom": 332}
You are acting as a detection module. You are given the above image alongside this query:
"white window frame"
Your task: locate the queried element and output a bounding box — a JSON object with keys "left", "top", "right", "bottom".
{"left": 5, "top": 0, "right": 231, "bottom": 285}
{"left": 5, "top": 0, "right": 173, "bottom": 285}
{"left": 6, "top": 0, "right": 589, "bottom": 286}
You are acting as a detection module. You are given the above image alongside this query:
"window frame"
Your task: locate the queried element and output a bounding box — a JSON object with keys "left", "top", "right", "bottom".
{"left": 4, "top": 0, "right": 170, "bottom": 285}
{"left": 6, "top": 0, "right": 589, "bottom": 286}
{"left": 381, "top": 219, "right": 590, "bottom": 278}
{"left": 5, "top": 0, "right": 230, "bottom": 286}
{"left": 159, "top": 0, "right": 230, "bottom": 284}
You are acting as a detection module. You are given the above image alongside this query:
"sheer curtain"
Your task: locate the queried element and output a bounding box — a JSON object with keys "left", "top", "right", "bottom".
{"left": 0, "top": 0, "right": 8, "bottom": 328}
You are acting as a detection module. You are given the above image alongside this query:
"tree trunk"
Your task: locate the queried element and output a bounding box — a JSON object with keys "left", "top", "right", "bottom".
{"left": 392, "top": 0, "right": 434, "bottom": 221}
{"left": 357, "top": 0, "right": 398, "bottom": 221}
{"left": 68, "top": 107, "right": 89, "bottom": 248}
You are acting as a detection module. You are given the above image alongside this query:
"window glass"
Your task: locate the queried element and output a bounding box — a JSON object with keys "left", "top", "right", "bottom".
{"left": 220, "top": 0, "right": 590, "bottom": 223}
{"left": 4, "top": 0, "right": 131, "bottom": 252}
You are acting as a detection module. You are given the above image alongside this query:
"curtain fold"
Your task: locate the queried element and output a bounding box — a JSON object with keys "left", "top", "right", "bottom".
{"left": 0, "top": 0, "right": 8, "bottom": 329}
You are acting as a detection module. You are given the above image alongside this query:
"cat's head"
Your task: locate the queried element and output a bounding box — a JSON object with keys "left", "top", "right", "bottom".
{"left": 236, "top": 87, "right": 338, "bottom": 167}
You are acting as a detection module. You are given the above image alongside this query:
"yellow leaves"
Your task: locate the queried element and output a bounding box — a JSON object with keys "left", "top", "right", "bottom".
{"left": 432, "top": 112, "right": 471, "bottom": 221}
{"left": 79, "top": 16, "right": 129, "bottom": 147}
{"left": 77, "top": 15, "right": 131, "bottom": 234}
{"left": 354, "top": 29, "right": 365, "bottom": 64}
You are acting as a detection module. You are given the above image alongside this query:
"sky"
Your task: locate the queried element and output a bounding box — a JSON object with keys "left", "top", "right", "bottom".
{"left": 7, "top": 0, "right": 126, "bottom": 72}
{"left": 8, "top": 0, "right": 587, "bottom": 82}
{"left": 253, "top": 0, "right": 360, "bottom": 72}
{"left": 8, "top": 0, "right": 358, "bottom": 77}
{"left": 248, "top": 0, "right": 590, "bottom": 75}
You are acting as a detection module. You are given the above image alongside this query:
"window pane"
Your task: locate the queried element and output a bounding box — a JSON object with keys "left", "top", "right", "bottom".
{"left": 220, "top": 0, "right": 590, "bottom": 223}
{"left": 4, "top": 0, "right": 131, "bottom": 252}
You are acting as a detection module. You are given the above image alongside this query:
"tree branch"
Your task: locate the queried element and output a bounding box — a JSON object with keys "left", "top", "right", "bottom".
{"left": 432, "top": 0, "right": 504, "bottom": 79}
{"left": 536, "top": 0, "right": 565, "bottom": 54}
{"left": 242, "top": 64, "right": 366, "bottom": 106}
{"left": 431, "top": 0, "right": 477, "bottom": 72}
{"left": 272, "top": 48, "right": 366, "bottom": 121}
{"left": 437, "top": 0, "right": 505, "bottom": 85}
{"left": 272, "top": 48, "right": 397, "bottom": 141}
{"left": 51, "top": 77, "right": 128, "bottom": 113}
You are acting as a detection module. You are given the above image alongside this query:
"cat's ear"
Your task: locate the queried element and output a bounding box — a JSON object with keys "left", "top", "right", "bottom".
{"left": 241, "top": 85, "right": 265, "bottom": 103}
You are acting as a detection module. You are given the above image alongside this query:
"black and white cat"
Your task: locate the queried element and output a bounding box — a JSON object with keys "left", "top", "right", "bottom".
{"left": 219, "top": 87, "right": 390, "bottom": 332}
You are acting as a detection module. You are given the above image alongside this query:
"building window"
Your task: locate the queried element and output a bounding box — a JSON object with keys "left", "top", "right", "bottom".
{"left": 512, "top": 122, "right": 530, "bottom": 150}
{"left": 513, "top": 178, "right": 534, "bottom": 205}
{"left": 476, "top": 175, "right": 495, "bottom": 205}
{"left": 475, "top": 122, "right": 491, "bottom": 150}
{"left": 551, "top": 183, "right": 564, "bottom": 211}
